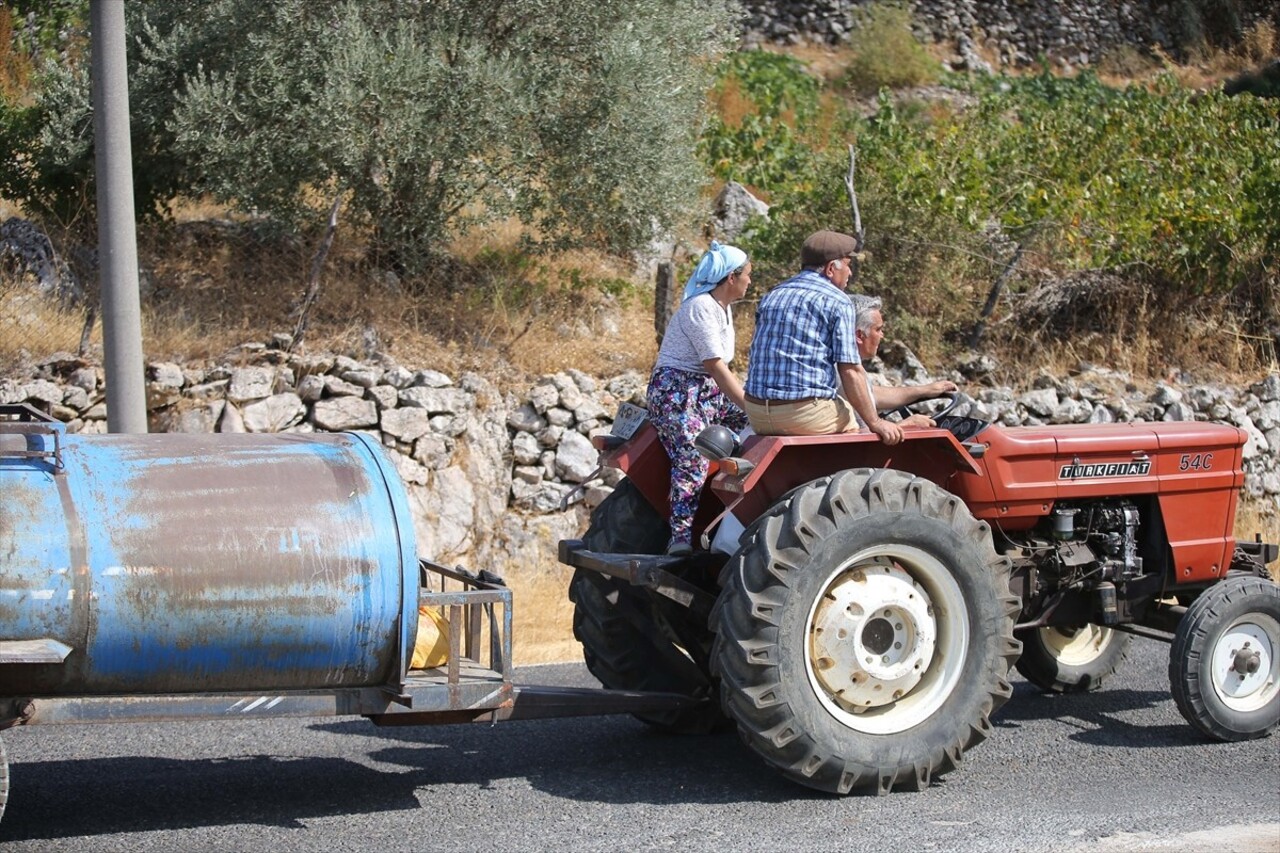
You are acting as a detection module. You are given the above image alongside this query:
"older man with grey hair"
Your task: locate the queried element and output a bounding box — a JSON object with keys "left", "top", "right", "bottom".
{"left": 849, "top": 293, "right": 958, "bottom": 429}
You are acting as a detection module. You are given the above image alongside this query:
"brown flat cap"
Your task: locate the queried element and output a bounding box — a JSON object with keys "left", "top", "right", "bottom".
{"left": 800, "top": 230, "right": 858, "bottom": 267}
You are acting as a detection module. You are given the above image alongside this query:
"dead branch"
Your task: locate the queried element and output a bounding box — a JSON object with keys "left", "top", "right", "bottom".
{"left": 968, "top": 243, "right": 1024, "bottom": 349}
{"left": 844, "top": 144, "right": 867, "bottom": 289}
{"left": 288, "top": 192, "right": 342, "bottom": 353}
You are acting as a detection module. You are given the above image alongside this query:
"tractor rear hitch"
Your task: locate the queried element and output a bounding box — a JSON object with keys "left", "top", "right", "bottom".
{"left": 558, "top": 539, "right": 720, "bottom": 618}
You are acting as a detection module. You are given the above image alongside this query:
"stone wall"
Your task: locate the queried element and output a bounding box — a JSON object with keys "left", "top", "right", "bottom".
{"left": 741, "top": 1, "right": 1280, "bottom": 69}
{"left": 5, "top": 343, "right": 1278, "bottom": 540}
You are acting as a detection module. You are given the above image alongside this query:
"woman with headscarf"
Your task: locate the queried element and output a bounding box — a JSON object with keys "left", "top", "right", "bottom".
{"left": 646, "top": 241, "right": 753, "bottom": 555}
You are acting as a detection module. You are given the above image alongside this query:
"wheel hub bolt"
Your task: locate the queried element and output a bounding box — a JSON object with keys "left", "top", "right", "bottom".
{"left": 1232, "top": 645, "right": 1261, "bottom": 675}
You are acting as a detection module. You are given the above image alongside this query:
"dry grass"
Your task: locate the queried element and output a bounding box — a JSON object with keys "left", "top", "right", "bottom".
{"left": 1099, "top": 21, "right": 1278, "bottom": 90}
{"left": 1236, "top": 501, "right": 1280, "bottom": 582}
{"left": 3, "top": 212, "right": 659, "bottom": 388}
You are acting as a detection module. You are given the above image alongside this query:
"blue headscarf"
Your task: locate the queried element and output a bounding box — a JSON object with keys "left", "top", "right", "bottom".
{"left": 681, "top": 241, "right": 748, "bottom": 302}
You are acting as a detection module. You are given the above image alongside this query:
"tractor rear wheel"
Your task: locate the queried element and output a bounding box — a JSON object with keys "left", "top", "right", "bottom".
{"left": 569, "top": 479, "right": 723, "bottom": 733}
{"left": 1170, "top": 576, "right": 1280, "bottom": 741}
{"left": 712, "top": 468, "right": 1021, "bottom": 794}
{"left": 1015, "top": 624, "right": 1131, "bottom": 693}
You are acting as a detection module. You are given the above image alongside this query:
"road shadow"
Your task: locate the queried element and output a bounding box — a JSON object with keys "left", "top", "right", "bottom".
{"left": 0, "top": 712, "right": 822, "bottom": 842}
{"left": 318, "top": 713, "right": 824, "bottom": 806}
{"left": 993, "top": 681, "right": 1206, "bottom": 748}
{"left": 0, "top": 753, "right": 425, "bottom": 842}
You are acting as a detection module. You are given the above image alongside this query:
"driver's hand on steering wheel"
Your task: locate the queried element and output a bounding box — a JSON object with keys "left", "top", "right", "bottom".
{"left": 930, "top": 380, "right": 959, "bottom": 395}
{"left": 901, "top": 413, "right": 937, "bottom": 429}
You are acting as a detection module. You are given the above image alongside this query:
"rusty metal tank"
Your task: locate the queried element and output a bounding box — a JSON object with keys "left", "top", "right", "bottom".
{"left": 0, "top": 407, "right": 417, "bottom": 696}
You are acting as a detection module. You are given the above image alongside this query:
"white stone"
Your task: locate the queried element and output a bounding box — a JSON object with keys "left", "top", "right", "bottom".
{"left": 545, "top": 407, "right": 574, "bottom": 428}
{"left": 537, "top": 425, "right": 564, "bottom": 448}
{"left": 430, "top": 414, "right": 467, "bottom": 437}
{"left": 145, "top": 382, "right": 182, "bottom": 411}
{"left": 1053, "top": 398, "right": 1092, "bottom": 423}
{"left": 1088, "top": 404, "right": 1115, "bottom": 424}
{"left": 296, "top": 374, "right": 325, "bottom": 402}
{"left": 1257, "top": 400, "right": 1280, "bottom": 432}
{"left": 227, "top": 366, "right": 274, "bottom": 402}
{"left": 507, "top": 402, "right": 546, "bottom": 432}
{"left": 711, "top": 181, "right": 770, "bottom": 241}
{"left": 148, "top": 362, "right": 185, "bottom": 389}
{"left": 242, "top": 393, "right": 306, "bottom": 432}
{"left": 1151, "top": 383, "right": 1183, "bottom": 407}
{"left": 1161, "top": 402, "right": 1196, "bottom": 422}
{"left": 512, "top": 431, "right": 541, "bottom": 465}
{"left": 574, "top": 398, "right": 609, "bottom": 423}
{"left": 566, "top": 368, "right": 597, "bottom": 393}
{"left": 383, "top": 365, "right": 415, "bottom": 389}
{"left": 513, "top": 465, "right": 544, "bottom": 485}
{"left": 555, "top": 429, "right": 599, "bottom": 483}
{"left": 412, "top": 434, "right": 453, "bottom": 469}
{"left": 399, "top": 385, "right": 471, "bottom": 414}
{"left": 323, "top": 376, "right": 365, "bottom": 398}
{"left": 1239, "top": 415, "right": 1268, "bottom": 461}
{"left": 382, "top": 407, "right": 433, "bottom": 442}
{"left": 68, "top": 366, "right": 97, "bottom": 392}
{"left": 365, "top": 384, "right": 398, "bottom": 411}
{"left": 529, "top": 381, "right": 560, "bottom": 414}
{"left": 61, "top": 385, "right": 89, "bottom": 411}
{"left": 552, "top": 374, "right": 585, "bottom": 411}
{"left": 217, "top": 401, "right": 246, "bottom": 433}
{"left": 174, "top": 401, "right": 223, "bottom": 433}
{"left": 22, "top": 379, "right": 62, "bottom": 404}
{"left": 390, "top": 451, "right": 431, "bottom": 486}
{"left": 1018, "top": 387, "right": 1058, "bottom": 418}
{"left": 339, "top": 366, "right": 382, "bottom": 388}
{"left": 311, "top": 397, "right": 378, "bottom": 431}
{"left": 410, "top": 369, "right": 453, "bottom": 388}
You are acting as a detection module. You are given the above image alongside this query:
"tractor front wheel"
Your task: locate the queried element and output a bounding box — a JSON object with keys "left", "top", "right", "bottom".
{"left": 712, "top": 468, "right": 1021, "bottom": 794}
{"left": 1170, "top": 576, "right": 1280, "bottom": 741}
{"left": 1015, "top": 624, "right": 1131, "bottom": 693}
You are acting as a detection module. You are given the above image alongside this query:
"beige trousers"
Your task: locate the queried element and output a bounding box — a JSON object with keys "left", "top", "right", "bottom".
{"left": 743, "top": 396, "right": 858, "bottom": 436}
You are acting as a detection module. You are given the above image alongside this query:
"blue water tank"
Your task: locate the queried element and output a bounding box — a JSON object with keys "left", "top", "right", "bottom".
{"left": 0, "top": 415, "right": 417, "bottom": 696}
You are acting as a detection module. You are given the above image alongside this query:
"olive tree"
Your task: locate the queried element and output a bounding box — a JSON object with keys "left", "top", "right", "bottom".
{"left": 4, "top": 0, "right": 741, "bottom": 266}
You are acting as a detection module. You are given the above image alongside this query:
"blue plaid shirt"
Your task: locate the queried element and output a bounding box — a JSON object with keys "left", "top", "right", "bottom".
{"left": 744, "top": 270, "right": 861, "bottom": 400}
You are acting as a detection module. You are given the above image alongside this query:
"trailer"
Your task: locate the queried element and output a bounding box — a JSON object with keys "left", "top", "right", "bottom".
{"left": 0, "top": 404, "right": 690, "bottom": 824}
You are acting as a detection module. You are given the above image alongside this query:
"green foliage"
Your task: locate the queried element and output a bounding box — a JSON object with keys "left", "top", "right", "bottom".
{"left": 2, "top": 0, "right": 741, "bottom": 265}
{"left": 744, "top": 70, "right": 1279, "bottom": 342}
{"left": 698, "top": 50, "right": 822, "bottom": 192}
{"left": 3, "top": 0, "right": 87, "bottom": 63}
{"left": 842, "top": 2, "right": 941, "bottom": 95}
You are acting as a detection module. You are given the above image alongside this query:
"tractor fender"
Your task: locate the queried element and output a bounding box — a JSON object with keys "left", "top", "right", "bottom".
{"left": 709, "top": 428, "right": 981, "bottom": 528}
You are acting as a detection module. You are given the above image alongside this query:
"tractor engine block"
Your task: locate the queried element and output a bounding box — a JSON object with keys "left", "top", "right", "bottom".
{"left": 1015, "top": 501, "right": 1145, "bottom": 595}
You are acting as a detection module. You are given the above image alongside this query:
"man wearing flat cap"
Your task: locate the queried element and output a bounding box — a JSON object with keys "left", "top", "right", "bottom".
{"left": 741, "top": 230, "right": 903, "bottom": 443}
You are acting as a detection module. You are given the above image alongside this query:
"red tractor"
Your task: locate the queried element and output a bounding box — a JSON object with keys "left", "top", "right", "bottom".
{"left": 558, "top": 396, "right": 1279, "bottom": 794}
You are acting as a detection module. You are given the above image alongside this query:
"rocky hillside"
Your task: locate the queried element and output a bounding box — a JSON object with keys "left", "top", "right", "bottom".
{"left": 743, "top": 0, "right": 1280, "bottom": 69}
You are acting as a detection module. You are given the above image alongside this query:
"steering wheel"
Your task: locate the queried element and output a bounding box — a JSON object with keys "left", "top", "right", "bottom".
{"left": 885, "top": 391, "right": 961, "bottom": 422}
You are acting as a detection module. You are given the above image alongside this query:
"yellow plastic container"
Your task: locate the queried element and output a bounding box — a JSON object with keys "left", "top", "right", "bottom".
{"left": 410, "top": 606, "right": 450, "bottom": 669}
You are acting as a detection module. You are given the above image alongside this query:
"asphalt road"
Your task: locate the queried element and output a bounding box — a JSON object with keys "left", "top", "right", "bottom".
{"left": 2, "top": 637, "right": 1277, "bottom": 852}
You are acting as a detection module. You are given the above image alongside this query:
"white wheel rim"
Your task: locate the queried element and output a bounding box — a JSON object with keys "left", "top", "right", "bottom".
{"left": 805, "top": 545, "right": 968, "bottom": 734}
{"left": 1039, "top": 624, "right": 1116, "bottom": 666}
{"left": 1209, "top": 614, "right": 1280, "bottom": 714}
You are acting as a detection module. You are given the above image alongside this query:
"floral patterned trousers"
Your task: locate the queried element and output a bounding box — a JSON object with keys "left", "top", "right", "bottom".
{"left": 646, "top": 367, "right": 748, "bottom": 550}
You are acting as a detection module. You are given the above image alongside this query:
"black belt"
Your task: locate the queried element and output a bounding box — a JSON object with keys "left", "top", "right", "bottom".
{"left": 744, "top": 393, "right": 820, "bottom": 407}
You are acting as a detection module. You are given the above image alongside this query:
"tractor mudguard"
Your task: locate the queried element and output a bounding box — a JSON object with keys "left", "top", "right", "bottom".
{"left": 709, "top": 427, "right": 981, "bottom": 529}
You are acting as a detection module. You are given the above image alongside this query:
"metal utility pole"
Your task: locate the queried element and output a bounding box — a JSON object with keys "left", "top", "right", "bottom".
{"left": 91, "top": 0, "right": 147, "bottom": 433}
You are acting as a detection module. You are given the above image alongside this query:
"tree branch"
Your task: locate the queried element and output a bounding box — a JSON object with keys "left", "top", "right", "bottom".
{"left": 288, "top": 191, "right": 342, "bottom": 353}
{"left": 844, "top": 144, "right": 866, "bottom": 288}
